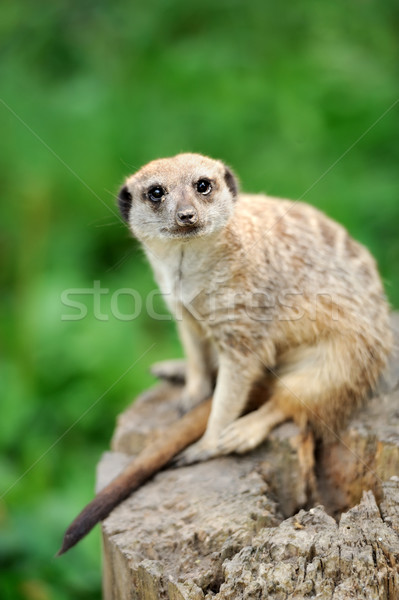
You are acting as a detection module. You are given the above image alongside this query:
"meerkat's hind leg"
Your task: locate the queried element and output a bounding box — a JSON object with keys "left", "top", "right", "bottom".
{"left": 150, "top": 359, "right": 187, "bottom": 385}
{"left": 217, "top": 400, "right": 288, "bottom": 455}
{"left": 216, "top": 399, "right": 319, "bottom": 505}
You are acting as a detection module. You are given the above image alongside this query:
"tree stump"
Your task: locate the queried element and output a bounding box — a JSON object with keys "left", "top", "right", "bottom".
{"left": 97, "top": 316, "right": 399, "bottom": 600}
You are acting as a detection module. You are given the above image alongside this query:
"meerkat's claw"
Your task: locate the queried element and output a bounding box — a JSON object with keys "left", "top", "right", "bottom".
{"left": 150, "top": 359, "right": 187, "bottom": 384}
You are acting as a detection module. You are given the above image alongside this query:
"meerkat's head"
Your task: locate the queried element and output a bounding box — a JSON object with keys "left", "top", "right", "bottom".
{"left": 117, "top": 153, "right": 238, "bottom": 241}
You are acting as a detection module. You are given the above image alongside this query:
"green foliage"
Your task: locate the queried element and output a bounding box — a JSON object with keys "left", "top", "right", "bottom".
{"left": 1, "top": 0, "right": 398, "bottom": 597}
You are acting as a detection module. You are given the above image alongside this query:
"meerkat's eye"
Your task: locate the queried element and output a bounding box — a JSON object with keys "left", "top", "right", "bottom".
{"left": 196, "top": 179, "right": 212, "bottom": 195}
{"left": 148, "top": 186, "right": 165, "bottom": 202}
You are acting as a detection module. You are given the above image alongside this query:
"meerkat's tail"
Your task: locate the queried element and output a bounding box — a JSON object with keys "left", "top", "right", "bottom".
{"left": 57, "top": 398, "right": 212, "bottom": 556}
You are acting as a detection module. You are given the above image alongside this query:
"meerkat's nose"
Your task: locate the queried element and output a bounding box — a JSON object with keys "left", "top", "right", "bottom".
{"left": 176, "top": 207, "right": 198, "bottom": 227}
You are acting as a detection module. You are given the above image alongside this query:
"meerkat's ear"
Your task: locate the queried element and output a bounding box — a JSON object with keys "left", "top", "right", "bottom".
{"left": 224, "top": 166, "right": 239, "bottom": 199}
{"left": 118, "top": 185, "right": 132, "bottom": 222}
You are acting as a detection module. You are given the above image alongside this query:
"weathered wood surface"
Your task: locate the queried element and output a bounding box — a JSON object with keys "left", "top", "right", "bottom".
{"left": 97, "top": 315, "right": 399, "bottom": 600}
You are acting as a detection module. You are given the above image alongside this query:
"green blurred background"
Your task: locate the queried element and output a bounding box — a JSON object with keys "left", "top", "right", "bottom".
{"left": 1, "top": 0, "right": 398, "bottom": 598}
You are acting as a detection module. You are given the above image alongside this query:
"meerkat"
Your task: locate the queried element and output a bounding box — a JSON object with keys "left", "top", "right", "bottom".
{"left": 117, "top": 153, "right": 392, "bottom": 465}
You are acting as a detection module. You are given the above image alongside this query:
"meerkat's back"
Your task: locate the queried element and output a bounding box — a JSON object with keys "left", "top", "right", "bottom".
{"left": 235, "top": 193, "right": 388, "bottom": 334}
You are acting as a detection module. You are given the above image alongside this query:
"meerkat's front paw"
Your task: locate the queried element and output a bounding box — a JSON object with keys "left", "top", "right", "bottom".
{"left": 171, "top": 435, "right": 220, "bottom": 467}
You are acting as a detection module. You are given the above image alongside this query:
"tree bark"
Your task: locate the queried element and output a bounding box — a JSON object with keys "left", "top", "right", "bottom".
{"left": 98, "top": 315, "right": 399, "bottom": 600}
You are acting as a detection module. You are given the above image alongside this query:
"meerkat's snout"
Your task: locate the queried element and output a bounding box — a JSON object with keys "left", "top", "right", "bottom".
{"left": 175, "top": 206, "right": 199, "bottom": 227}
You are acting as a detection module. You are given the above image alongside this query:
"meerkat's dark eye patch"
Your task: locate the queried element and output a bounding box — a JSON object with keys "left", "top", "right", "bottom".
{"left": 196, "top": 178, "right": 212, "bottom": 195}
{"left": 224, "top": 167, "right": 238, "bottom": 199}
{"left": 118, "top": 185, "right": 132, "bottom": 221}
{"left": 148, "top": 186, "right": 165, "bottom": 202}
